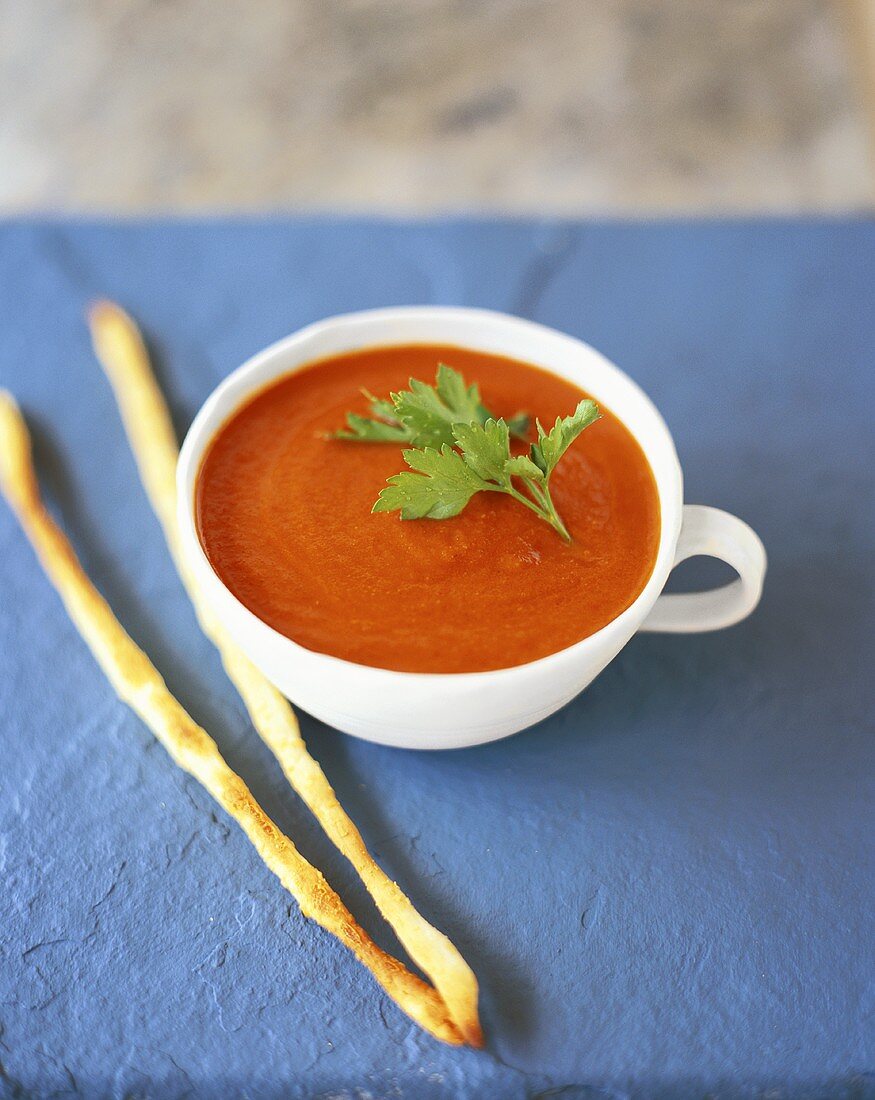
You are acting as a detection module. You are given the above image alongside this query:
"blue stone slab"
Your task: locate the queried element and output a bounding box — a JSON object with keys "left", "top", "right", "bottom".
{"left": 0, "top": 218, "right": 872, "bottom": 1099}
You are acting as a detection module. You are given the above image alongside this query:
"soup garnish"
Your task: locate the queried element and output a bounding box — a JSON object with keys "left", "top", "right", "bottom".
{"left": 333, "top": 363, "right": 599, "bottom": 541}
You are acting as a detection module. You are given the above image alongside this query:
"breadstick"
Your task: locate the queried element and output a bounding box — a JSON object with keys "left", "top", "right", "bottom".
{"left": 88, "top": 301, "right": 483, "bottom": 1048}
{"left": 0, "top": 391, "right": 463, "bottom": 1046}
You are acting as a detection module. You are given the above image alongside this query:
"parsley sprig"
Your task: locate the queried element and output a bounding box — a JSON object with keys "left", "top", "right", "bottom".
{"left": 332, "top": 364, "right": 599, "bottom": 541}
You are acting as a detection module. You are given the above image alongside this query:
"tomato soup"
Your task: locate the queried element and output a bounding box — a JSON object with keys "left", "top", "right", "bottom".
{"left": 195, "top": 345, "right": 660, "bottom": 673}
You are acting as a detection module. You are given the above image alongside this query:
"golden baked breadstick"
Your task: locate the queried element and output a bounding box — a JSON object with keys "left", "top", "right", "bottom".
{"left": 0, "top": 391, "right": 463, "bottom": 1047}
{"left": 88, "top": 300, "right": 483, "bottom": 1048}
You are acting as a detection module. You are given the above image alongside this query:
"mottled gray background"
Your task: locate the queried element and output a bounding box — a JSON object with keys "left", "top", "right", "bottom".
{"left": 1, "top": 0, "right": 873, "bottom": 213}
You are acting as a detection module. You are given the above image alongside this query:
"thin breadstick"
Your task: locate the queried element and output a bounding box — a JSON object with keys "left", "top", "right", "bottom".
{"left": 88, "top": 301, "right": 483, "bottom": 1048}
{"left": 0, "top": 391, "right": 463, "bottom": 1047}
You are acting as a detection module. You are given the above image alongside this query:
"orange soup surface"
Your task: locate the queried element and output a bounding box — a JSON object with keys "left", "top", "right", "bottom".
{"left": 196, "top": 345, "right": 660, "bottom": 673}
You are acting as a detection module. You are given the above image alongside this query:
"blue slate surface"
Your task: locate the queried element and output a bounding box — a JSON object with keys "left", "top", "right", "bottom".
{"left": 0, "top": 218, "right": 873, "bottom": 1100}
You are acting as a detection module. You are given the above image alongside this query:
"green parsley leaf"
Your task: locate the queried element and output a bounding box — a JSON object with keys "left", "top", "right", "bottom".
{"left": 392, "top": 375, "right": 466, "bottom": 448}
{"left": 435, "top": 362, "right": 486, "bottom": 422}
{"left": 372, "top": 445, "right": 488, "bottom": 520}
{"left": 335, "top": 411, "right": 411, "bottom": 443}
{"left": 530, "top": 399, "right": 600, "bottom": 476}
{"left": 453, "top": 418, "right": 511, "bottom": 483}
{"left": 331, "top": 363, "right": 529, "bottom": 446}
{"left": 362, "top": 390, "right": 398, "bottom": 422}
{"left": 331, "top": 389, "right": 411, "bottom": 442}
{"left": 504, "top": 453, "right": 545, "bottom": 481}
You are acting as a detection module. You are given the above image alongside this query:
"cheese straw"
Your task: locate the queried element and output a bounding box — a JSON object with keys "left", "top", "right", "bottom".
{"left": 87, "top": 302, "right": 483, "bottom": 1048}
{"left": 0, "top": 391, "right": 463, "bottom": 1046}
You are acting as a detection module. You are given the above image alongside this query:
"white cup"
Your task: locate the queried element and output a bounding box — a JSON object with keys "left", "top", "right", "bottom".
{"left": 178, "top": 307, "right": 766, "bottom": 751}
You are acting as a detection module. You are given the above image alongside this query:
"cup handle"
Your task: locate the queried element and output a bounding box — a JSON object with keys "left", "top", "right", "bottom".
{"left": 640, "top": 505, "right": 767, "bottom": 634}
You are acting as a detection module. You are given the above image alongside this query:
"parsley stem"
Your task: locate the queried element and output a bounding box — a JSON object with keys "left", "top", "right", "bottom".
{"left": 534, "top": 483, "right": 571, "bottom": 542}
{"left": 504, "top": 483, "right": 571, "bottom": 543}
{"left": 542, "top": 493, "right": 571, "bottom": 542}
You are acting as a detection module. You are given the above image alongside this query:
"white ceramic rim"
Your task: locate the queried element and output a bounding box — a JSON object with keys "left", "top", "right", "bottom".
{"left": 177, "top": 306, "right": 683, "bottom": 687}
